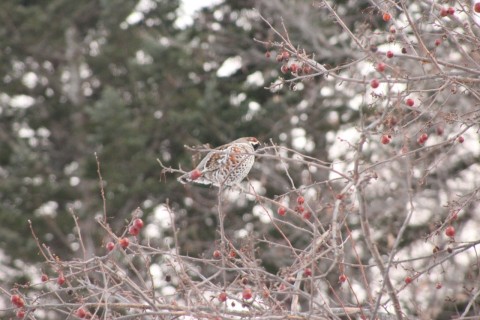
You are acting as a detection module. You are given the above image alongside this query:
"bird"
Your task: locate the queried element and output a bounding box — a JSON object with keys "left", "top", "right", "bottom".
{"left": 178, "top": 137, "right": 260, "bottom": 187}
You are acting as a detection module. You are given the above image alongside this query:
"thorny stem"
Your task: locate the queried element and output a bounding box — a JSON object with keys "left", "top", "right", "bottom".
{"left": 95, "top": 152, "right": 107, "bottom": 223}
{"left": 217, "top": 187, "right": 229, "bottom": 291}
{"left": 353, "top": 129, "right": 403, "bottom": 319}
{"left": 357, "top": 187, "right": 404, "bottom": 320}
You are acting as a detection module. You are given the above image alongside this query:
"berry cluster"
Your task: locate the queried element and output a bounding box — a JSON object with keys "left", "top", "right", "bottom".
{"left": 11, "top": 294, "right": 25, "bottom": 308}
{"left": 444, "top": 208, "right": 460, "bottom": 240}
{"left": 128, "top": 218, "right": 144, "bottom": 236}
{"left": 417, "top": 133, "right": 429, "bottom": 145}
{"left": 268, "top": 50, "right": 312, "bottom": 76}
{"left": 440, "top": 7, "right": 455, "bottom": 17}
{"left": 216, "top": 285, "right": 253, "bottom": 302}
{"left": 10, "top": 294, "right": 26, "bottom": 319}
{"left": 106, "top": 218, "right": 145, "bottom": 252}
{"left": 276, "top": 195, "right": 312, "bottom": 220}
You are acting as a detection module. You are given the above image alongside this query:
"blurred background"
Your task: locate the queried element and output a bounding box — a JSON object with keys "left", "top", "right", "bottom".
{"left": 0, "top": 0, "right": 346, "bottom": 269}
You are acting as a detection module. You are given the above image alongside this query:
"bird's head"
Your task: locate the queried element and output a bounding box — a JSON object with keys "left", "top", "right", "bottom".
{"left": 244, "top": 137, "right": 260, "bottom": 150}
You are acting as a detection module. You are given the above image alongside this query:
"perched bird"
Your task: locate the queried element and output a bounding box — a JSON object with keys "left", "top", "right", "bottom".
{"left": 178, "top": 137, "right": 260, "bottom": 187}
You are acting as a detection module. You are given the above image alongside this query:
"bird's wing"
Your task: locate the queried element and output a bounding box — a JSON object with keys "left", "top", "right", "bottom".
{"left": 196, "top": 143, "right": 232, "bottom": 173}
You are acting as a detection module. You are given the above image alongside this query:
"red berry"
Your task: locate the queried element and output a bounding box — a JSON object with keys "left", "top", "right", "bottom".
{"left": 213, "top": 250, "right": 221, "bottom": 259}
{"left": 376, "top": 62, "right": 386, "bottom": 72}
{"left": 189, "top": 169, "right": 202, "bottom": 181}
{"left": 265, "top": 51, "right": 271, "bottom": 59}
{"left": 242, "top": 288, "right": 252, "bottom": 300}
{"left": 128, "top": 225, "right": 140, "bottom": 236}
{"left": 304, "top": 268, "right": 312, "bottom": 277}
{"left": 277, "top": 206, "right": 287, "bottom": 216}
{"left": 133, "top": 218, "right": 144, "bottom": 229}
{"left": 382, "top": 12, "right": 391, "bottom": 22}
{"left": 435, "top": 39, "right": 442, "bottom": 47}
{"left": 119, "top": 237, "right": 129, "bottom": 249}
{"left": 297, "top": 196, "right": 305, "bottom": 205}
{"left": 405, "top": 276, "right": 412, "bottom": 284}
{"left": 370, "top": 78, "right": 380, "bottom": 88}
{"left": 10, "top": 294, "right": 18, "bottom": 304}
{"left": 475, "top": 3, "right": 480, "bottom": 13}
{"left": 302, "top": 64, "right": 312, "bottom": 74}
{"left": 218, "top": 292, "right": 227, "bottom": 302}
{"left": 406, "top": 98, "right": 414, "bottom": 107}
{"left": 436, "top": 126, "right": 444, "bottom": 136}
{"left": 281, "top": 51, "right": 290, "bottom": 60}
{"left": 229, "top": 250, "right": 236, "bottom": 258}
{"left": 290, "top": 63, "right": 298, "bottom": 73}
{"left": 16, "top": 309, "right": 25, "bottom": 318}
{"left": 339, "top": 274, "right": 347, "bottom": 283}
{"left": 41, "top": 274, "right": 49, "bottom": 282}
{"left": 447, "top": 7, "right": 455, "bottom": 15}
{"left": 386, "top": 50, "right": 394, "bottom": 58}
{"left": 106, "top": 241, "right": 115, "bottom": 251}
{"left": 302, "top": 211, "right": 312, "bottom": 220}
{"left": 440, "top": 8, "right": 448, "bottom": 17}
{"left": 457, "top": 136, "right": 464, "bottom": 143}
{"left": 381, "top": 134, "right": 392, "bottom": 145}
{"left": 445, "top": 226, "right": 455, "bottom": 238}
{"left": 11, "top": 295, "right": 25, "bottom": 308}
{"left": 436, "top": 282, "right": 443, "bottom": 289}
{"left": 76, "top": 307, "right": 87, "bottom": 318}
{"left": 295, "top": 205, "right": 304, "bottom": 213}
{"left": 280, "top": 65, "right": 289, "bottom": 74}
{"left": 57, "top": 274, "right": 65, "bottom": 286}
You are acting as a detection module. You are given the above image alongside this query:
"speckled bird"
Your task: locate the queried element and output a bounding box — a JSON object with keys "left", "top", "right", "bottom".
{"left": 178, "top": 137, "right": 260, "bottom": 187}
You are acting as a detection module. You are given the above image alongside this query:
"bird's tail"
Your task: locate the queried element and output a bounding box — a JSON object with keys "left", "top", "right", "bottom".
{"left": 177, "top": 170, "right": 214, "bottom": 187}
